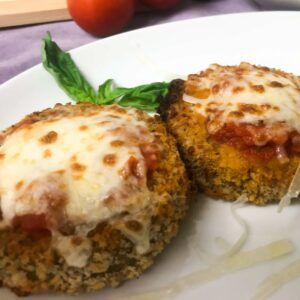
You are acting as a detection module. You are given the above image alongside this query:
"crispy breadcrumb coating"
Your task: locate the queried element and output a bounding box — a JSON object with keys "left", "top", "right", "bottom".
{"left": 159, "top": 79, "right": 300, "bottom": 205}
{"left": 0, "top": 103, "right": 191, "bottom": 296}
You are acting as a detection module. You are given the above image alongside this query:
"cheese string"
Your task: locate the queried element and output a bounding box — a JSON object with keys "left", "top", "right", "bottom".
{"left": 121, "top": 196, "right": 294, "bottom": 300}
{"left": 123, "top": 240, "right": 294, "bottom": 300}
{"left": 252, "top": 258, "right": 300, "bottom": 300}
{"left": 188, "top": 195, "right": 249, "bottom": 265}
{"left": 278, "top": 163, "right": 300, "bottom": 212}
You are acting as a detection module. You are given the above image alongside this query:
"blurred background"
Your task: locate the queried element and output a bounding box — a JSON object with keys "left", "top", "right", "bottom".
{"left": 0, "top": 0, "right": 299, "bottom": 84}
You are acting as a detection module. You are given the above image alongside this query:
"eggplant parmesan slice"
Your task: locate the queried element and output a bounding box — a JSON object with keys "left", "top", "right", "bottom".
{"left": 159, "top": 62, "right": 300, "bottom": 205}
{"left": 0, "top": 103, "right": 191, "bottom": 295}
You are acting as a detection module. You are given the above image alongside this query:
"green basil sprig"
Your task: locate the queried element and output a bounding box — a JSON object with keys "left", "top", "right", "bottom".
{"left": 42, "top": 32, "right": 97, "bottom": 103}
{"left": 42, "top": 32, "right": 169, "bottom": 112}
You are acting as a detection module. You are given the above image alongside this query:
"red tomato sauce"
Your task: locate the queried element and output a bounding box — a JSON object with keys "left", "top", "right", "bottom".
{"left": 12, "top": 214, "right": 50, "bottom": 234}
{"left": 140, "top": 143, "right": 161, "bottom": 171}
{"left": 211, "top": 122, "right": 300, "bottom": 160}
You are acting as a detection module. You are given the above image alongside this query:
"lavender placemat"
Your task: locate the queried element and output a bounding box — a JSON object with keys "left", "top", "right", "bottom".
{"left": 0, "top": 0, "right": 259, "bottom": 84}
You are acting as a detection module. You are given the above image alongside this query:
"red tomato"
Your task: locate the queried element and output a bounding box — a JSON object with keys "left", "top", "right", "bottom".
{"left": 67, "top": 0, "right": 136, "bottom": 37}
{"left": 140, "top": 0, "right": 180, "bottom": 10}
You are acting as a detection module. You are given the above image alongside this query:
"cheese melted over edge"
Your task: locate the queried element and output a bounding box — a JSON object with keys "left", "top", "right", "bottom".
{"left": 183, "top": 62, "right": 300, "bottom": 136}
{"left": 0, "top": 105, "right": 162, "bottom": 266}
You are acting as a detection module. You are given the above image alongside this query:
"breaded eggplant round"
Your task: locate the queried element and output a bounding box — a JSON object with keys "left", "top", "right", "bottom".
{"left": 159, "top": 63, "right": 300, "bottom": 205}
{"left": 0, "top": 103, "right": 191, "bottom": 295}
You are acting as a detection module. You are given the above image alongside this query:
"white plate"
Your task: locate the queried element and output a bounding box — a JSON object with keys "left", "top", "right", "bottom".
{"left": 1, "top": 11, "right": 300, "bottom": 300}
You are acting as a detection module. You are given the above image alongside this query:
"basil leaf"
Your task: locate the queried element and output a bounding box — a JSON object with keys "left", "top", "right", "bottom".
{"left": 97, "top": 80, "right": 169, "bottom": 111}
{"left": 118, "top": 95, "right": 159, "bottom": 111}
{"left": 42, "top": 32, "right": 170, "bottom": 112}
{"left": 97, "top": 79, "right": 129, "bottom": 105}
{"left": 41, "top": 32, "right": 97, "bottom": 103}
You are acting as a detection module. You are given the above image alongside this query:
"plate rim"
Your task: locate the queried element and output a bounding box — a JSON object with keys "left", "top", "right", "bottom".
{"left": 0, "top": 10, "right": 299, "bottom": 90}
{"left": 1, "top": 9, "right": 300, "bottom": 299}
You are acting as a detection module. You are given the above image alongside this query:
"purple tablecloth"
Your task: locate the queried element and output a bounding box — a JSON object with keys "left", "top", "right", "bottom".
{"left": 0, "top": 0, "right": 260, "bottom": 84}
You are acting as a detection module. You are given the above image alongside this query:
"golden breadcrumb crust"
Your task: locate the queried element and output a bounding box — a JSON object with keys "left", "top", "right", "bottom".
{"left": 159, "top": 80, "right": 300, "bottom": 205}
{"left": 0, "top": 103, "right": 192, "bottom": 296}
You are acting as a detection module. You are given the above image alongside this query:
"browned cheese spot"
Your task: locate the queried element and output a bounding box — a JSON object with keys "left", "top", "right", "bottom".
{"left": 229, "top": 111, "right": 245, "bottom": 118}
{"left": 188, "top": 73, "right": 202, "bottom": 80}
{"left": 79, "top": 125, "right": 88, "bottom": 131}
{"left": 259, "top": 103, "right": 279, "bottom": 112}
{"left": 238, "top": 103, "right": 263, "bottom": 115}
{"left": 269, "top": 81, "right": 285, "bottom": 88}
{"left": 212, "top": 84, "right": 220, "bottom": 94}
{"left": 97, "top": 121, "right": 110, "bottom": 126}
{"left": 15, "top": 181, "right": 24, "bottom": 191}
{"left": 204, "top": 68, "right": 214, "bottom": 76}
{"left": 111, "top": 140, "right": 125, "bottom": 147}
{"left": 137, "top": 125, "right": 148, "bottom": 135}
{"left": 232, "top": 86, "right": 245, "bottom": 94}
{"left": 256, "top": 72, "right": 265, "bottom": 77}
{"left": 275, "top": 69, "right": 290, "bottom": 78}
{"left": 40, "top": 131, "right": 58, "bottom": 144}
{"left": 87, "top": 112, "right": 97, "bottom": 117}
{"left": 71, "top": 162, "right": 86, "bottom": 172}
{"left": 250, "top": 84, "right": 265, "bottom": 93}
{"left": 0, "top": 133, "right": 4, "bottom": 146}
{"left": 103, "top": 154, "right": 117, "bottom": 166}
{"left": 110, "top": 127, "right": 124, "bottom": 135}
{"left": 42, "top": 190, "right": 67, "bottom": 209}
{"left": 73, "top": 175, "right": 83, "bottom": 181}
{"left": 70, "top": 155, "right": 77, "bottom": 163}
{"left": 0, "top": 153, "right": 5, "bottom": 160}
{"left": 103, "top": 195, "right": 116, "bottom": 208}
{"left": 110, "top": 106, "right": 127, "bottom": 114}
{"left": 195, "top": 88, "right": 211, "bottom": 99}
{"left": 5, "top": 115, "right": 39, "bottom": 136}
{"left": 220, "top": 80, "right": 230, "bottom": 89}
{"left": 261, "top": 103, "right": 272, "bottom": 110}
{"left": 27, "top": 182, "right": 34, "bottom": 190}
{"left": 125, "top": 220, "right": 143, "bottom": 232}
{"left": 55, "top": 169, "right": 65, "bottom": 175}
{"left": 137, "top": 108, "right": 150, "bottom": 120}
{"left": 43, "top": 149, "right": 52, "bottom": 158}
{"left": 205, "top": 108, "right": 219, "bottom": 114}
{"left": 185, "top": 85, "right": 210, "bottom": 99}
{"left": 207, "top": 101, "right": 218, "bottom": 108}
{"left": 234, "top": 68, "right": 244, "bottom": 76}
{"left": 107, "top": 114, "right": 121, "bottom": 119}
{"left": 120, "top": 156, "right": 142, "bottom": 180}
{"left": 259, "top": 66, "right": 270, "bottom": 72}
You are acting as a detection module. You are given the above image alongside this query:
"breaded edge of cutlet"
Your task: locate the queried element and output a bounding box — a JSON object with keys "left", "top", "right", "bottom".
{"left": 159, "top": 79, "right": 300, "bottom": 205}
{"left": 0, "top": 103, "right": 192, "bottom": 296}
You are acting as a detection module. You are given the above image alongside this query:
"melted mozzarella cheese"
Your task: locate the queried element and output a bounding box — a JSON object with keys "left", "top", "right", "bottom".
{"left": 183, "top": 62, "right": 300, "bottom": 134}
{"left": 53, "top": 234, "right": 92, "bottom": 268}
{"left": 0, "top": 105, "right": 156, "bottom": 227}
